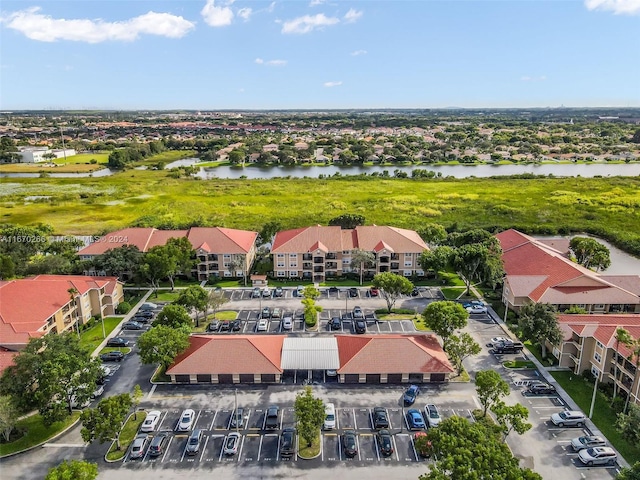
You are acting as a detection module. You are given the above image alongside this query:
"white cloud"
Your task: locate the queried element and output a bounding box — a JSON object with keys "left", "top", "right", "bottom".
{"left": 344, "top": 8, "right": 363, "bottom": 23}
{"left": 324, "top": 81, "right": 342, "bottom": 87}
{"left": 255, "top": 58, "right": 287, "bottom": 66}
{"left": 309, "top": 0, "right": 325, "bottom": 6}
{"left": 267, "top": 2, "right": 276, "bottom": 13}
{"left": 351, "top": 49, "right": 367, "bottom": 56}
{"left": 238, "top": 7, "right": 252, "bottom": 20}
{"left": 201, "top": 0, "right": 234, "bottom": 27}
{"left": 281, "top": 13, "right": 339, "bottom": 34}
{"left": 521, "top": 75, "right": 547, "bottom": 82}
{"left": 1, "top": 7, "right": 195, "bottom": 43}
{"left": 584, "top": 0, "right": 640, "bottom": 15}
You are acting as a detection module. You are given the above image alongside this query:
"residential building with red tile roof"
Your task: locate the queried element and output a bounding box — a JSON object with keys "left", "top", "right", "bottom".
{"left": 496, "top": 229, "right": 640, "bottom": 314}
{"left": 556, "top": 314, "right": 640, "bottom": 407}
{"left": 165, "top": 334, "right": 452, "bottom": 385}
{"left": 78, "top": 227, "right": 258, "bottom": 281}
{"left": 271, "top": 225, "right": 428, "bottom": 282}
{"left": 0, "top": 274, "right": 124, "bottom": 374}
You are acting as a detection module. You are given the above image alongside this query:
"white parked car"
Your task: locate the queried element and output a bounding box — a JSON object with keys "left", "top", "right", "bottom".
{"left": 177, "top": 408, "right": 195, "bottom": 431}
{"left": 550, "top": 410, "right": 586, "bottom": 427}
{"left": 91, "top": 384, "right": 104, "bottom": 399}
{"left": 578, "top": 446, "right": 617, "bottom": 466}
{"left": 140, "top": 410, "right": 161, "bottom": 432}
{"left": 571, "top": 435, "right": 606, "bottom": 451}
{"left": 223, "top": 432, "right": 241, "bottom": 455}
{"left": 425, "top": 404, "right": 441, "bottom": 427}
{"left": 281, "top": 316, "right": 293, "bottom": 330}
{"left": 257, "top": 319, "right": 269, "bottom": 332}
{"left": 466, "top": 305, "right": 488, "bottom": 314}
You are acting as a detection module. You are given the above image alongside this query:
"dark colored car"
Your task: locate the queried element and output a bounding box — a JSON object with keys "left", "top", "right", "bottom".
{"left": 403, "top": 385, "right": 420, "bottom": 406}
{"left": 106, "top": 337, "right": 129, "bottom": 348}
{"left": 274, "top": 287, "right": 284, "bottom": 297}
{"left": 219, "top": 320, "right": 231, "bottom": 331}
{"left": 373, "top": 407, "right": 389, "bottom": 429}
{"left": 328, "top": 286, "right": 339, "bottom": 294}
{"left": 492, "top": 341, "right": 524, "bottom": 354}
{"left": 122, "top": 321, "right": 143, "bottom": 330}
{"left": 377, "top": 429, "right": 394, "bottom": 456}
{"left": 265, "top": 405, "right": 280, "bottom": 429}
{"left": 262, "top": 307, "right": 271, "bottom": 319}
{"left": 348, "top": 287, "right": 359, "bottom": 298}
{"left": 411, "top": 287, "right": 420, "bottom": 297}
{"left": 231, "top": 319, "right": 242, "bottom": 331}
{"left": 136, "top": 310, "right": 154, "bottom": 319}
{"left": 526, "top": 383, "right": 557, "bottom": 395}
{"left": 252, "top": 287, "right": 261, "bottom": 298}
{"left": 207, "top": 320, "right": 220, "bottom": 332}
{"left": 132, "top": 315, "right": 151, "bottom": 324}
{"left": 148, "top": 432, "right": 169, "bottom": 457}
{"left": 185, "top": 429, "right": 204, "bottom": 455}
{"left": 354, "top": 319, "right": 367, "bottom": 334}
{"left": 230, "top": 408, "right": 245, "bottom": 429}
{"left": 342, "top": 430, "right": 358, "bottom": 458}
{"left": 100, "top": 351, "right": 124, "bottom": 362}
{"left": 280, "top": 428, "right": 296, "bottom": 457}
{"left": 329, "top": 317, "right": 342, "bottom": 331}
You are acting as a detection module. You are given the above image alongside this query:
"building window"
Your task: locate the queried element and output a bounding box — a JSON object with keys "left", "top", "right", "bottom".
{"left": 593, "top": 304, "right": 605, "bottom": 310}
{"left": 343, "top": 259, "right": 350, "bottom": 265}
{"left": 405, "top": 253, "right": 412, "bottom": 258}
{"left": 223, "top": 254, "right": 231, "bottom": 259}
{"left": 591, "top": 365, "right": 600, "bottom": 377}
{"left": 289, "top": 253, "right": 297, "bottom": 258}
{"left": 342, "top": 250, "right": 351, "bottom": 255}
{"left": 277, "top": 253, "right": 285, "bottom": 258}
{"left": 277, "top": 262, "right": 285, "bottom": 268}
{"left": 290, "top": 263, "right": 297, "bottom": 268}
{"left": 404, "top": 261, "right": 412, "bottom": 267}
{"left": 223, "top": 271, "right": 231, "bottom": 277}
{"left": 596, "top": 341, "right": 604, "bottom": 349}
{"left": 289, "top": 271, "right": 298, "bottom": 277}
{"left": 403, "top": 270, "right": 412, "bottom": 277}
{"left": 594, "top": 352, "right": 602, "bottom": 363}
{"left": 277, "top": 271, "right": 286, "bottom": 277}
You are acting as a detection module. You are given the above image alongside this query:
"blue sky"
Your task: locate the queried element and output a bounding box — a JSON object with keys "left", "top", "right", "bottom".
{"left": 1, "top": 0, "right": 639, "bottom": 110}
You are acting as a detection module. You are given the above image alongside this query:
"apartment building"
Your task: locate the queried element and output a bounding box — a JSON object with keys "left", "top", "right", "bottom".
{"left": 270, "top": 225, "right": 428, "bottom": 282}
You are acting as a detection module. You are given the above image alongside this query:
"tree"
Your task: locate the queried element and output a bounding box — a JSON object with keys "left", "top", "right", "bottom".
{"left": 518, "top": 303, "right": 563, "bottom": 359}
{"left": 447, "top": 333, "right": 481, "bottom": 375}
{"left": 0, "top": 395, "right": 19, "bottom": 442}
{"left": 0, "top": 223, "right": 52, "bottom": 275}
{"left": 451, "top": 243, "right": 498, "bottom": 296}
{"left": 137, "top": 324, "right": 190, "bottom": 370}
{"left": 631, "top": 129, "right": 640, "bottom": 144}
{"left": 350, "top": 249, "right": 375, "bottom": 285}
{"left": 418, "top": 224, "right": 448, "bottom": 246}
{"left": 294, "top": 386, "right": 325, "bottom": 447}
{"left": 132, "top": 384, "right": 143, "bottom": 420}
{"left": 67, "top": 287, "right": 80, "bottom": 337}
{"left": 45, "top": 460, "right": 98, "bottom": 480}
{"left": 207, "top": 289, "right": 229, "bottom": 320}
{"left": 372, "top": 272, "right": 414, "bottom": 313}
{"left": 419, "top": 246, "right": 454, "bottom": 279}
{"left": 491, "top": 401, "right": 532, "bottom": 441}
{"left": 80, "top": 393, "right": 132, "bottom": 450}
{"left": 301, "top": 298, "right": 322, "bottom": 327}
{"left": 92, "top": 244, "right": 142, "bottom": 279}
{"left": 165, "top": 237, "right": 195, "bottom": 289}
{"left": 154, "top": 304, "right": 192, "bottom": 329}
{"left": 419, "top": 416, "right": 542, "bottom": 480}
{"left": 0, "top": 253, "right": 15, "bottom": 279}
{"left": 328, "top": 214, "right": 365, "bottom": 229}
{"left": 176, "top": 285, "right": 208, "bottom": 328}
{"left": 227, "top": 257, "right": 243, "bottom": 278}
{"left": 612, "top": 328, "right": 634, "bottom": 404}
{"left": 422, "top": 301, "right": 469, "bottom": 350}
{"left": 302, "top": 285, "right": 321, "bottom": 300}
{"left": 139, "top": 245, "right": 173, "bottom": 293}
{"left": 616, "top": 403, "right": 640, "bottom": 446}
{"left": 257, "top": 221, "right": 282, "bottom": 245}
{"left": 616, "top": 462, "right": 640, "bottom": 480}
{"left": 0, "top": 333, "right": 102, "bottom": 425}
{"left": 475, "top": 370, "right": 510, "bottom": 417}
{"left": 570, "top": 236, "right": 611, "bottom": 271}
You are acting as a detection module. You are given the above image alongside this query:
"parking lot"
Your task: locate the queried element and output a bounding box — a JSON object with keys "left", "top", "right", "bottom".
{"left": 220, "top": 286, "right": 442, "bottom": 302}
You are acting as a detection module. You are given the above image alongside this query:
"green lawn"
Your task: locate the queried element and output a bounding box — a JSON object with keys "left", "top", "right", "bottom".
{"left": 297, "top": 431, "right": 321, "bottom": 458}
{"left": 53, "top": 153, "right": 110, "bottom": 165}
{"left": 151, "top": 291, "right": 180, "bottom": 302}
{"left": 106, "top": 411, "right": 148, "bottom": 461}
{"left": 523, "top": 340, "right": 558, "bottom": 366}
{"left": 99, "top": 346, "right": 132, "bottom": 355}
{"left": 79, "top": 316, "right": 124, "bottom": 353}
{"left": 551, "top": 371, "right": 640, "bottom": 464}
{"left": 138, "top": 150, "right": 197, "bottom": 166}
{"left": 503, "top": 360, "right": 536, "bottom": 369}
{"left": 0, "top": 411, "right": 81, "bottom": 457}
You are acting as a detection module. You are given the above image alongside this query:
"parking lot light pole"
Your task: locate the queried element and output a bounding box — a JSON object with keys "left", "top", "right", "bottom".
{"left": 589, "top": 371, "right": 599, "bottom": 419}
{"left": 235, "top": 388, "right": 239, "bottom": 433}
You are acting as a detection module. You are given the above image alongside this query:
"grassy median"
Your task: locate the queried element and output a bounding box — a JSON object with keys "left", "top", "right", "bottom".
{"left": 0, "top": 412, "right": 81, "bottom": 457}
{"left": 106, "top": 411, "right": 148, "bottom": 462}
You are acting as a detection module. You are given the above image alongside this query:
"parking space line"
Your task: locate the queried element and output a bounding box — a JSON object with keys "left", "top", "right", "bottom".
{"left": 353, "top": 409, "right": 358, "bottom": 430}
{"left": 199, "top": 435, "right": 209, "bottom": 462}
{"left": 400, "top": 321, "right": 405, "bottom": 332}
{"left": 193, "top": 410, "right": 202, "bottom": 429}
{"left": 157, "top": 410, "right": 169, "bottom": 430}
{"left": 409, "top": 434, "right": 419, "bottom": 461}
{"left": 373, "top": 434, "right": 380, "bottom": 461}
{"left": 160, "top": 435, "right": 173, "bottom": 463}
{"left": 392, "top": 435, "right": 399, "bottom": 461}
{"left": 179, "top": 438, "right": 188, "bottom": 462}
{"left": 209, "top": 410, "right": 218, "bottom": 430}
{"left": 257, "top": 435, "right": 264, "bottom": 461}
{"left": 356, "top": 434, "right": 361, "bottom": 461}
{"left": 237, "top": 434, "right": 245, "bottom": 460}
{"left": 386, "top": 408, "right": 393, "bottom": 429}
{"left": 218, "top": 435, "right": 225, "bottom": 462}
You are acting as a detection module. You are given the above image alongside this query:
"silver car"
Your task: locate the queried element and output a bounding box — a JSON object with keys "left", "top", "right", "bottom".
{"left": 550, "top": 410, "right": 586, "bottom": 427}
{"left": 223, "top": 432, "right": 241, "bottom": 455}
{"left": 281, "top": 316, "right": 293, "bottom": 330}
{"left": 571, "top": 435, "right": 606, "bottom": 451}
{"left": 578, "top": 446, "right": 617, "bottom": 466}
{"left": 129, "top": 433, "right": 150, "bottom": 459}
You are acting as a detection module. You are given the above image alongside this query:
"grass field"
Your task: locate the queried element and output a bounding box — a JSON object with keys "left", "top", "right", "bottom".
{"left": 0, "top": 163, "right": 106, "bottom": 173}
{"left": 106, "top": 411, "right": 147, "bottom": 461}
{"left": 53, "top": 153, "right": 110, "bottom": 165}
{"left": 0, "top": 411, "right": 81, "bottom": 457}
{"left": 1, "top": 173, "right": 639, "bottom": 256}
{"left": 79, "top": 316, "right": 124, "bottom": 353}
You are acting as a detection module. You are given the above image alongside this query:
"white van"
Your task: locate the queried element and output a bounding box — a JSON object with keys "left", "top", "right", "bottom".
{"left": 324, "top": 403, "right": 336, "bottom": 430}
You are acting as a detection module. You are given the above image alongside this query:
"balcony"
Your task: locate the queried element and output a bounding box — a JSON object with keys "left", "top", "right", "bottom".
{"left": 303, "top": 263, "right": 313, "bottom": 270}
{"left": 391, "top": 263, "right": 400, "bottom": 270}
{"left": 568, "top": 353, "right": 580, "bottom": 364}
{"left": 313, "top": 266, "right": 324, "bottom": 273}
{"left": 326, "top": 253, "right": 337, "bottom": 260}
{"left": 208, "top": 254, "right": 218, "bottom": 261}
{"left": 326, "top": 262, "right": 338, "bottom": 269}
{"left": 391, "top": 253, "right": 400, "bottom": 260}
{"left": 379, "top": 256, "right": 390, "bottom": 263}
{"left": 313, "top": 257, "right": 324, "bottom": 264}
{"left": 198, "top": 256, "right": 207, "bottom": 262}
{"left": 302, "top": 254, "right": 312, "bottom": 261}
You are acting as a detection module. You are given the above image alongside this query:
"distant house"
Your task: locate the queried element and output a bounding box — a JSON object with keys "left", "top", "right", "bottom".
{"left": 78, "top": 227, "right": 258, "bottom": 281}
{"left": 15, "top": 147, "right": 76, "bottom": 163}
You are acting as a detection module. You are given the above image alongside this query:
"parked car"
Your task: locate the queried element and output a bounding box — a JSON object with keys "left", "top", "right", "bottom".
{"left": 414, "top": 431, "right": 432, "bottom": 458}
{"left": 231, "top": 319, "right": 242, "bottom": 331}
{"left": 425, "top": 404, "right": 441, "bottom": 427}
{"left": 328, "top": 286, "right": 339, "bottom": 294}
{"left": 376, "top": 429, "right": 394, "bottom": 456}
{"left": 281, "top": 316, "right": 293, "bottom": 330}
{"left": 106, "top": 337, "right": 129, "bottom": 348}
{"left": 329, "top": 317, "right": 342, "bottom": 331}
{"left": 261, "top": 307, "right": 271, "bottom": 319}
{"left": 463, "top": 300, "right": 484, "bottom": 309}
{"left": 257, "top": 319, "right": 269, "bottom": 332}
{"left": 406, "top": 409, "right": 426, "bottom": 430}
{"left": 492, "top": 341, "right": 525, "bottom": 354}
{"left": 280, "top": 428, "right": 296, "bottom": 457}
{"left": 369, "top": 287, "right": 379, "bottom": 297}
{"left": 129, "top": 433, "right": 150, "bottom": 459}
{"left": 348, "top": 287, "right": 359, "bottom": 298}
{"left": 265, "top": 405, "right": 280, "bottom": 429}
{"left": 207, "top": 320, "right": 220, "bottom": 332}
{"left": 140, "top": 410, "right": 162, "bottom": 433}
{"left": 136, "top": 310, "right": 154, "bottom": 319}
{"left": 466, "top": 304, "right": 488, "bottom": 314}
{"left": 91, "top": 384, "right": 104, "bottom": 399}
{"left": 224, "top": 432, "right": 240, "bottom": 455}
{"left": 262, "top": 287, "right": 271, "bottom": 298}
{"left": 148, "top": 432, "right": 169, "bottom": 457}
{"left": 274, "top": 287, "right": 284, "bottom": 297}
{"left": 185, "top": 429, "right": 204, "bottom": 455}
{"left": 271, "top": 307, "right": 282, "bottom": 319}
{"left": 342, "top": 430, "right": 358, "bottom": 458}
{"left": 177, "top": 409, "right": 195, "bottom": 431}
{"left": 230, "top": 408, "right": 245, "bottom": 429}
{"left": 488, "top": 336, "right": 509, "bottom": 346}
{"left": 140, "top": 302, "right": 158, "bottom": 311}
{"left": 578, "top": 447, "right": 617, "bottom": 466}
{"left": 252, "top": 287, "right": 261, "bottom": 298}
{"left": 571, "top": 435, "right": 606, "bottom": 451}
{"left": 373, "top": 407, "right": 389, "bottom": 429}
{"left": 122, "top": 321, "right": 143, "bottom": 330}
{"left": 296, "top": 285, "right": 305, "bottom": 297}
{"left": 326, "top": 369, "right": 338, "bottom": 378}
{"left": 411, "top": 287, "right": 420, "bottom": 297}
{"left": 219, "top": 320, "right": 231, "bottom": 332}
{"left": 403, "top": 384, "right": 420, "bottom": 405}
{"left": 352, "top": 306, "right": 364, "bottom": 319}
{"left": 131, "top": 315, "right": 151, "bottom": 324}
{"left": 550, "top": 410, "right": 586, "bottom": 427}
{"left": 526, "top": 383, "right": 557, "bottom": 395}
{"left": 324, "top": 403, "right": 336, "bottom": 430}
{"left": 100, "top": 351, "right": 124, "bottom": 362}
{"left": 354, "top": 319, "right": 367, "bottom": 334}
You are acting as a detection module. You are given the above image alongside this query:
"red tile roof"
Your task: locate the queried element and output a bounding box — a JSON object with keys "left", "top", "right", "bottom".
{"left": 187, "top": 227, "right": 257, "bottom": 254}
{"left": 336, "top": 335, "right": 453, "bottom": 374}
{"left": 0, "top": 349, "right": 18, "bottom": 376}
{"left": 166, "top": 335, "right": 285, "bottom": 375}
{"left": 560, "top": 314, "right": 640, "bottom": 360}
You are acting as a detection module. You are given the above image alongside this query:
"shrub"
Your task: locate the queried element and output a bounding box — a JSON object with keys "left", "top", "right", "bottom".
{"left": 116, "top": 301, "right": 132, "bottom": 314}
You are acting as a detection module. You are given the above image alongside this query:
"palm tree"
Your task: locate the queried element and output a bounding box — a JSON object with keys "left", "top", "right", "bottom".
{"left": 612, "top": 328, "right": 633, "bottom": 404}
{"left": 350, "top": 249, "right": 375, "bottom": 286}
{"left": 67, "top": 287, "right": 80, "bottom": 338}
